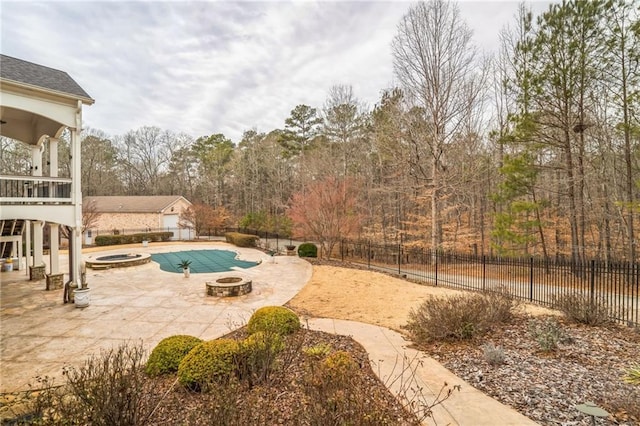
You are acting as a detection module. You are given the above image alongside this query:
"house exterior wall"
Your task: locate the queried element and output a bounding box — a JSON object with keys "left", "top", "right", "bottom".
{"left": 163, "top": 198, "right": 191, "bottom": 217}
{"left": 93, "top": 213, "right": 160, "bottom": 232}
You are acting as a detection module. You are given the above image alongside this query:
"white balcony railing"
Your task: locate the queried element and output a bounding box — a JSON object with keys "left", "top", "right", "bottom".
{"left": 0, "top": 175, "right": 73, "bottom": 204}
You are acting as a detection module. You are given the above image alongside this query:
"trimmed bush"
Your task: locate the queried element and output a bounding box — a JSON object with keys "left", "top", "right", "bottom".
{"left": 145, "top": 335, "right": 203, "bottom": 377}
{"left": 94, "top": 232, "right": 172, "bottom": 246}
{"left": 405, "top": 290, "right": 517, "bottom": 343}
{"left": 247, "top": 306, "right": 301, "bottom": 336}
{"left": 178, "top": 339, "right": 240, "bottom": 392}
{"left": 94, "top": 235, "right": 120, "bottom": 246}
{"left": 225, "top": 232, "right": 259, "bottom": 247}
{"left": 297, "top": 242, "right": 318, "bottom": 258}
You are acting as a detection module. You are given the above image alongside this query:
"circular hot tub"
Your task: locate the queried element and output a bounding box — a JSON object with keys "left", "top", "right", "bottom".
{"left": 206, "top": 276, "right": 252, "bottom": 297}
{"left": 86, "top": 253, "right": 151, "bottom": 270}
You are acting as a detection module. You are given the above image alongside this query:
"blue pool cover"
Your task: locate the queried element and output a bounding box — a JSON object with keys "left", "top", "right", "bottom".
{"left": 151, "top": 249, "right": 258, "bottom": 274}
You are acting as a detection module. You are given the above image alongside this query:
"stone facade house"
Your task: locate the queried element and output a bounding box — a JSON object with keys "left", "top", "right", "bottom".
{"left": 84, "top": 195, "right": 193, "bottom": 243}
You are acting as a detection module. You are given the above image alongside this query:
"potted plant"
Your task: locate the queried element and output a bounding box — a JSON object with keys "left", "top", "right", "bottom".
{"left": 285, "top": 244, "right": 296, "bottom": 256}
{"left": 178, "top": 259, "right": 192, "bottom": 278}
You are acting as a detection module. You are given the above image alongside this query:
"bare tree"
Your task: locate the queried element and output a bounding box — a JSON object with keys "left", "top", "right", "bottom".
{"left": 392, "top": 0, "right": 485, "bottom": 252}
{"left": 61, "top": 198, "right": 102, "bottom": 239}
{"left": 322, "top": 85, "right": 369, "bottom": 178}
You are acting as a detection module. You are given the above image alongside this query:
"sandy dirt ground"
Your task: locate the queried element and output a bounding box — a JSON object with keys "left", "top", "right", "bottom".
{"left": 287, "top": 265, "right": 560, "bottom": 332}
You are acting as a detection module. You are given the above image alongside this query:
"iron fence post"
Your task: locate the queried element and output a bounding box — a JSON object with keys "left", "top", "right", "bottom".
{"left": 341, "top": 240, "right": 344, "bottom": 262}
{"left": 435, "top": 249, "right": 438, "bottom": 286}
{"left": 590, "top": 259, "right": 595, "bottom": 306}
{"left": 482, "top": 255, "right": 486, "bottom": 292}
{"left": 367, "top": 240, "right": 371, "bottom": 269}
{"left": 529, "top": 257, "right": 534, "bottom": 302}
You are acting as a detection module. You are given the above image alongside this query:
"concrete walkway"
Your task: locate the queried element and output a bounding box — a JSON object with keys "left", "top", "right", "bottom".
{"left": 308, "top": 318, "right": 539, "bottom": 426}
{"left": 1, "top": 242, "right": 538, "bottom": 425}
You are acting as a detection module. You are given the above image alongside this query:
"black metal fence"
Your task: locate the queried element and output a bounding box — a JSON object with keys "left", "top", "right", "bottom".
{"left": 83, "top": 227, "right": 639, "bottom": 327}
{"left": 336, "top": 240, "right": 639, "bottom": 327}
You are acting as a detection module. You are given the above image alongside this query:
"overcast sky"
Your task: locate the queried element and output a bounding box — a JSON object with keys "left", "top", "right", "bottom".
{"left": 1, "top": 1, "right": 550, "bottom": 143}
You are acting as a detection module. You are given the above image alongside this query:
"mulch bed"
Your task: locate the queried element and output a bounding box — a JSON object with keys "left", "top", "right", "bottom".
{"left": 418, "top": 316, "right": 640, "bottom": 425}
{"left": 1, "top": 329, "right": 420, "bottom": 426}
{"left": 145, "top": 328, "right": 420, "bottom": 425}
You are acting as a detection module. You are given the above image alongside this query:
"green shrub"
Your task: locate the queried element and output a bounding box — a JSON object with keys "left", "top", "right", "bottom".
{"left": 303, "top": 343, "right": 333, "bottom": 359}
{"left": 178, "top": 339, "right": 240, "bottom": 392}
{"left": 94, "top": 232, "right": 172, "bottom": 246}
{"left": 247, "top": 306, "right": 301, "bottom": 336}
{"left": 405, "top": 290, "right": 517, "bottom": 343}
{"left": 623, "top": 365, "right": 640, "bottom": 385}
{"left": 225, "top": 232, "right": 259, "bottom": 247}
{"left": 95, "top": 234, "right": 119, "bottom": 246}
{"left": 298, "top": 242, "right": 318, "bottom": 258}
{"left": 237, "top": 331, "right": 284, "bottom": 386}
{"left": 528, "top": 317, "right": 566, "bottom": 352}
{"left": 145, "top": 335, "right": 203, "bottom": 377}
{"left": 551, "top": 293, "right": 611, "bottom": 326}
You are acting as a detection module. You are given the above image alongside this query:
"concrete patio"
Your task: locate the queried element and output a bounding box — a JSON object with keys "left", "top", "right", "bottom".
{"left": 1, "top": 241, "right": 539, "bottom": 425}
{"left": 0, "top": 242, "right": 311, "bottom": 393}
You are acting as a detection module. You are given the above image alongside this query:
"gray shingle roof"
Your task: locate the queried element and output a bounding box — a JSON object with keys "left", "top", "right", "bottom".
{"left": 84, "top": 196, "right": 190, "bottom": 213}
{"left": 0, "top": 54, "right": 92, "bottom": 100}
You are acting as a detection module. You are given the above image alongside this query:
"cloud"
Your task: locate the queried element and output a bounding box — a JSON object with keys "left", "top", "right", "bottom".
{"left": 1, "top": 1, "right": 539, "bottom": 143}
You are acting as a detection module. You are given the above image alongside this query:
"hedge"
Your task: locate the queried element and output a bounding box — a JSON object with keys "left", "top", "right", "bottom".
{"left": 225, "top": 232, "right": 259, "bottom": 247}
{"left": 94, "top": 232, "right": 173, "bottom": 246}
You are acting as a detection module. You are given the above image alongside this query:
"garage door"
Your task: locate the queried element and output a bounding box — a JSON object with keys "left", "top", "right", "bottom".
{"left": 162, "top": 214, "right": 180, "bottom": 240}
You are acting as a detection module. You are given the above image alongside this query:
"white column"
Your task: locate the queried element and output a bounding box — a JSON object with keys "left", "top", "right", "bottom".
{"left": 71, "top": 102, "right": 84, "bottom": 287}
{"left": 31, "top": 143, "right": 45, "bottom": 268}
{"left": 31, "top": 145, "right": 43, "bottom": 177}
{"left": 17, "top": 237, "right": 23, "bottom": 271}
{"left": 25, "top": 220, "right": 31, "bottom": 276}
{"left": 50, "top": 223, "right": 60, "bottom": 274}
{"left": 49, "top": 138, "right": 59, "bottom": 177}
{"left": 49, "top": 138, "right": 61, "bottom": 275}
{"left": 33, "top": 220, "right": 44, "bottom": 266}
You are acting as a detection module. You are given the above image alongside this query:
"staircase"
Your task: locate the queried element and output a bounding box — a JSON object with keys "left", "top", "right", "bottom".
{"left": 1, "top": 219, "right": 24, "bottom": 258}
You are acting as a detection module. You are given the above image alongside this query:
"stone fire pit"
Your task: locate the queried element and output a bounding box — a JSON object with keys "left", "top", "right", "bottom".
{"left": 206, "top": 276, "right": 252, "bottom": 297}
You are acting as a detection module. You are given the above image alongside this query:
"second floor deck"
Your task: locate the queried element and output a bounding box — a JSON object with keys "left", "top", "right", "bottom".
{"left": 0, "top": 175, "right": 73, "bottom": 205}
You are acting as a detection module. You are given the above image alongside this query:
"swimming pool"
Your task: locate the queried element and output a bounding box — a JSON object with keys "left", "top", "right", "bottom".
{"left": 151, "top": 249, "right": 258, "bottom": 274}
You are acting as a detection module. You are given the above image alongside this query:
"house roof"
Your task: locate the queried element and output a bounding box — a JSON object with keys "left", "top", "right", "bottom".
{"left": 0, "top": 54, "right": 93, "bottom": 101}
{"left": 84, "top": 196, "right": 191, "bottom": 213}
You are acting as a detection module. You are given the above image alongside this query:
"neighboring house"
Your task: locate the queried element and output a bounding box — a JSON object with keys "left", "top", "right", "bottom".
{"left": 84, "top": 195, "right": 193, "bottom": 244}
